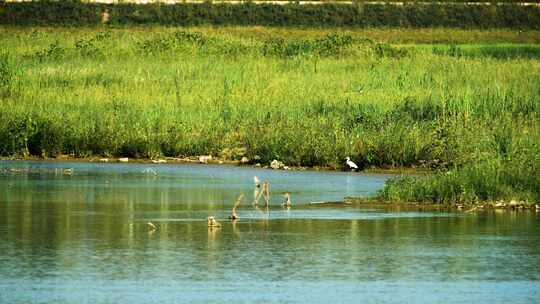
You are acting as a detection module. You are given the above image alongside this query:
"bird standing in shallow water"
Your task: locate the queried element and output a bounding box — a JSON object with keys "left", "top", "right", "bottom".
{"left": 253, "top": 176, "right": 261, "bottom": 188}
{"left": 345, "top": 157, "right": 358, "bottom": 171}
{"left": 253, "top": 176, "right": 262, "bottom": 206}
{"left": 282, "top": 193, "right": 292, "bottom": 208}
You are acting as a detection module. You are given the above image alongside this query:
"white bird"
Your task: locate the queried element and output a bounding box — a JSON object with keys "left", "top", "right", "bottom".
{"left": 282, "top": 193, "right": 292, "bottom": 208}
{"left": 253, "top": 176, "right": 261, "bottom": 188}
{"left": 345, "top": 157, "right": 358, "bottom": 170}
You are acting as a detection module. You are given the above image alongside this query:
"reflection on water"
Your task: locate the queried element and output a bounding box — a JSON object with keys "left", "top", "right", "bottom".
{"left": 0, "top": 161, "right": 539, "bottom": 303}
{"left": 0, "top": 160, "right": 389, "bottom": 206}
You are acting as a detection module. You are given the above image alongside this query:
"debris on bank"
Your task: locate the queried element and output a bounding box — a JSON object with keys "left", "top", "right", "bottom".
{"left": 345, "top": 197, "right": 539, "bottom": 212}
{"left": 198, "top": 155, "right": 212, "bottom": 163}
{"left": 309, "top": 201, "right": 352, "bottom": 206}
{"left": 270, "top": 159, "right": 290, "bottom": 170}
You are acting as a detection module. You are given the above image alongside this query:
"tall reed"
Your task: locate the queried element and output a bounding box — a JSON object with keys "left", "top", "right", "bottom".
{"left": 1, "top": 27, "right": 538, "bottom": 202}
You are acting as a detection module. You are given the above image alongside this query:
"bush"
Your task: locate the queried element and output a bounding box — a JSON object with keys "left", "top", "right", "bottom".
{"left": 0, "top": 0, "right": 103, "bottom": 26}
{"left": 1, "top": 2, "right": 539, "bottom": 28}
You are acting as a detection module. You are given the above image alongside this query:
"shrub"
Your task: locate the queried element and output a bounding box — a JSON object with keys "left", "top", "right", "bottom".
{"left": 1, "top": 2, "right": 539, "bottom": 28}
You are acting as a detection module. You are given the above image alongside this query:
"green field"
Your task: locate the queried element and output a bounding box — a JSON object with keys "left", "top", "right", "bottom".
{"left": 1, "top": 27, "right": 539, "bottom": 203}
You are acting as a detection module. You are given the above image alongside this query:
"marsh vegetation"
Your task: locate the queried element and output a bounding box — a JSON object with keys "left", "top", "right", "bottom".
{"left": 0, "top": 27, "right": 539, "bottom": 203}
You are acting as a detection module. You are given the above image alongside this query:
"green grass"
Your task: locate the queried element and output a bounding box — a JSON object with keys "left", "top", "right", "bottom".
{"left": 1, "top": 27, "right": 539, "bottom": 203}
{"left": 379, "top": 126, "right": 540, "bottom": 203}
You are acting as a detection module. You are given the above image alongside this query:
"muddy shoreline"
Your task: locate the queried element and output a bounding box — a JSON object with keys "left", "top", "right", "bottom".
{"left": 344, "top": 197, "right": 540, "bottom": 212}
{"left": 0, "top": 155, "right": 427, "bottom": 175}
{"left": 4, "top": 156, "right": 537, "bottom": 209}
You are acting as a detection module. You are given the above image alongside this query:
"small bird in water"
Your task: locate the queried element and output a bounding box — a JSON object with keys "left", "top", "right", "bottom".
{"left": 147, "top": 222, "right": 157, "bottom": 231}
{"left": 252, "top": 176, "right": 263, "bottom": 206}
{"left": 345, "top": 157, "right": 358, "bottom": 171}
{"left": 207, "top": 216, "right": 221, "bottom": 227}
{"left": 282, "top": 192, "right": 292, "bottom": 208}
{"left": 253, "top": 176, "right": 261, "bottom": 188}
{"left": 229, "top": 193, "right": 244, "bottom": 220}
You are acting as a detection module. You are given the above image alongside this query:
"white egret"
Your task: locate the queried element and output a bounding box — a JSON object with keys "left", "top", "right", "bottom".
{"left": 253, "top": 176, "right": 261, "bottom": 188}
{"left": 345, "top": 157, "right": 358, "bottom": 170}
{"left": 282, "top": 193, "right": 292, "bottom": 207}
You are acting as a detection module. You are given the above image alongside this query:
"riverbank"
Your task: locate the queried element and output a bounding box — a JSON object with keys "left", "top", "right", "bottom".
{"left": 344, "top": 197, "right": 540, "bottom": 211}
{"left": 3, "top": 156, "right": 538, "bottom": 207}
{"left": 1, "top": 154, "right": 427, "bottom": 175}
{"left": 1, "top": 27, "right": 539, "bottom": 205}
{"left": 2, "top": 157, "right": 538, "bottom": 206}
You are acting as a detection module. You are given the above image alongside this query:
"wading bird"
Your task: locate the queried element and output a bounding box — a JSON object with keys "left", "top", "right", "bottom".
{"left": 345, "top": 157, "right": 358, "bottom": 170}
{"left": 253, "top": 176, "right": 261, "bottom": 188}
{"left": 147, "top": 222, "right": 157, "bottom": 231}
{"left": 229, "top": 193, "right": 244, "bottom": 220}
{"left": 282, "top": 192, "right": 292, "bottom": 208}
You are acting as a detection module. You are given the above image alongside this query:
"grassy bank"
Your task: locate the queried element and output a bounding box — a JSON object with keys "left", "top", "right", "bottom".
{"left": 1, "top": 27, "right": 539, "bottom": 203}
{"left": 379, "top": 152, "right": 540, "bottom": 204}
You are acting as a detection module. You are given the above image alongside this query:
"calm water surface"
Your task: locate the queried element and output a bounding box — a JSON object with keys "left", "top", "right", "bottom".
{"left": 0, "top": 161, "right": 539, "bottom": 303}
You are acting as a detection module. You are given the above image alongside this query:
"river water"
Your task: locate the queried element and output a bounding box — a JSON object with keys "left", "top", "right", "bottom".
{"left": 0, "top": 161, "right": 538, "bottom": 303}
